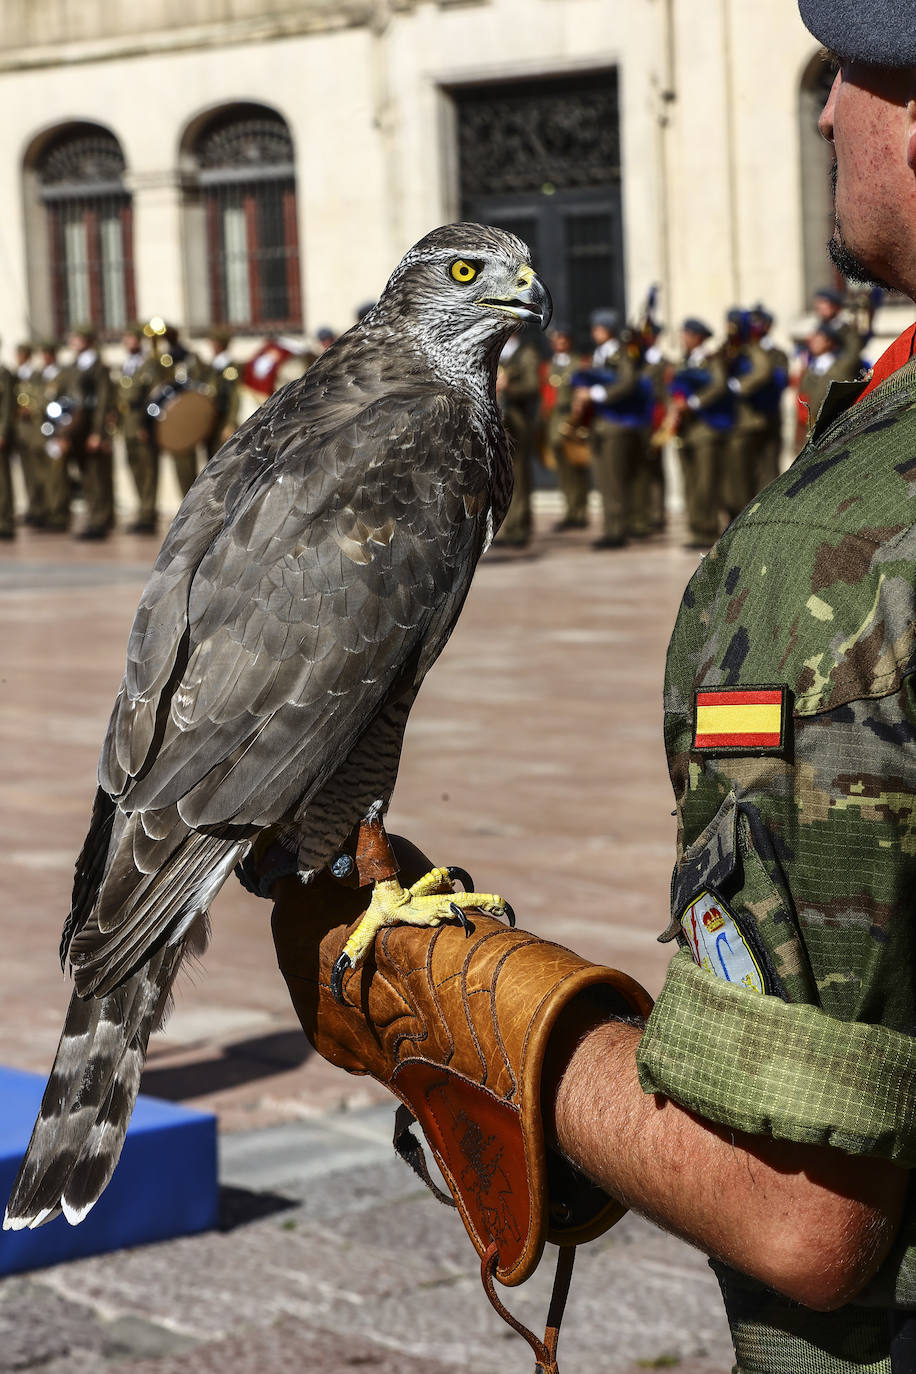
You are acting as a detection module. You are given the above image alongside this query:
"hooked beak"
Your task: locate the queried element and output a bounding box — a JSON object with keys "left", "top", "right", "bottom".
{"left": 478, "top": 264, "right": 553, "bottom": 330}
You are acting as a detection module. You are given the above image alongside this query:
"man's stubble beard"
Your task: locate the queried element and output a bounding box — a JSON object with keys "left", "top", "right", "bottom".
{"left": 827, "top": 160, "right": 894, "bottom": 291}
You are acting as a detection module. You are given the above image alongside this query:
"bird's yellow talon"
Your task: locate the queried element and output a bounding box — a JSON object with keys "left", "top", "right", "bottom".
{"left": 331, "top": 867, "right": 513, "bottom": 1001}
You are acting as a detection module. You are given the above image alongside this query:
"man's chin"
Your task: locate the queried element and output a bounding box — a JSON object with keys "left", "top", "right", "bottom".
{"left": 827, "top": 232, "right": 894, "bottom": 292}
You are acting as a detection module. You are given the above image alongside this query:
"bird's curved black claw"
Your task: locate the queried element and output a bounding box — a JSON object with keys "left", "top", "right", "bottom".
{"left": 446, "top": 865, "right": 474, "bottom": 892}
{"left": 330, "top": 951, "right": 353, "bottom": 1004}
{"left": 449, "top": 901, "right": 474, "bottom": 937}
{"left": 503, "top": 901, "right": 516, "bottom": 929}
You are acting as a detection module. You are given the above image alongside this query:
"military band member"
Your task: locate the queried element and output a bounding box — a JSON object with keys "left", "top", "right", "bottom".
{"left": 12, "top": 343, "right": 48, "bottom": 528}
{"left": 811, "top": 285, "right": 870, "bottom": 377}
{"left": 723, "top": 309, "right": 773, "bottom": 519}
{"left": 671, "top": 317, "right": 733, "bottom": 549}
{"left": 35, "top": 342, "right": 68, "bottom": 532}
{"left": 117, "top": 323, "right": 159, "bottom": 533}
{"left": 748, "top": 304, "right": 790, "bottom": 490}
{"left": 573, "top": 309, "right": 651, "bottom": 549}
{"left": 795, "top": 321, "right": 851, "bottom": 446}
{"left": 0, "top": 342, "right": 15, "bottom": 539}
{"left": 56, "top": 325, "right": 114, "bottom": 541}
{"left": 542, "top": 324, "right": 589, "bottom": 531}
{"left": 641, "top": 319, "right": 671, "bottom": 531}
{"left": 494, "top": 328, "right": 542, "bottom": 548}
{"left": 145, "top": 321, "right": 207, "bottom": 496}
{"left": 205, "top": 327, "right": 241, "bottom": 460}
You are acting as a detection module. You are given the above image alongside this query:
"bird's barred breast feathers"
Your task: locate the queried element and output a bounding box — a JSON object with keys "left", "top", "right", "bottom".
{"left": 98, "top": 223, "right": 534, "bottom": 835}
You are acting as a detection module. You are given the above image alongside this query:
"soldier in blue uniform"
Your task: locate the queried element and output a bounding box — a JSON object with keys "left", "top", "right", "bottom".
{"left": 573, "top": 309, "right": 653, "bottom": 549}
{"left": 670, "top": 317, "right": 733, "bottom": 548}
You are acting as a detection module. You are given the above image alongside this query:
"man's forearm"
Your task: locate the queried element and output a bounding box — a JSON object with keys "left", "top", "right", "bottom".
{"left": 547, "top": 1016, "right": 907, "bottom": 1311}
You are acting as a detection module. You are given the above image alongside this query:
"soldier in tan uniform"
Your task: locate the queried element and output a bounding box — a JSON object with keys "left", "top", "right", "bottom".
{"left": 641, "top": 320, "right": 671, "bottom": 532}
{"left": 671, "top": 318, "right": 733, "bottom": 549}
{"left": 205, "top": 328, "right": 242, "bottom": 461}
{"left": 35, "top": 342, "right": 68, "bottom": 531}
{"left": 573, "top": 310, "right": 652, "bottom": 549}
{"left": 542, "top": 324, "right": 589, "bottom": 532}
{"left": 55, "top": 326, "right": 114, "bottom": 540}
{"left": 12, "top": 343, "right": 48, "bottom": 528}
{"left": 748, "top": 305, "right": 789, "bottom": 491}
{"left": 145, "top": 321, "right": 208, "bottom": 497}
{"left": 117, "top": 323, "right": 159, "bottom": 533}
{"left": 494, "top": 329, "right": 542, "bottom": 548}
{"left": 722, "top": 309, "right": 773, "bottom": 520}
{"left": 0, "top": 342, "right": 15, "bottom": 539}
{"left": 795, "top": 321, "right": 852, "bottom": 445}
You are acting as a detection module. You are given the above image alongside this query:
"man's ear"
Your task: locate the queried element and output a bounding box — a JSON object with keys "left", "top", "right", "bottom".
{"left": 907, "top": 99, "right": 916, "bottom": 172}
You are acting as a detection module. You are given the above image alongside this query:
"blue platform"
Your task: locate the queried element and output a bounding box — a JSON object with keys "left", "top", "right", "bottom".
{"left": 0, "top": 1067, "right": 219, "bottom": 1275}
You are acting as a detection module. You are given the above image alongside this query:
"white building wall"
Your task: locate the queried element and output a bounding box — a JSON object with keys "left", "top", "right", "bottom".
{"left": 0, "top": 0, "right": 827, "bottom": 356}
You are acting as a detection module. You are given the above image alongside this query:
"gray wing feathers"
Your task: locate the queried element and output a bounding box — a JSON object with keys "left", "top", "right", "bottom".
{"left": 102, "top": 388, "right": 487, "bottom": 830}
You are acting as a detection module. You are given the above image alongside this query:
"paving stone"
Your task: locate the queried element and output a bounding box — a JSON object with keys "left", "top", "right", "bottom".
{"left": 0, "top": 513, "right": 737, "bottom": 1372}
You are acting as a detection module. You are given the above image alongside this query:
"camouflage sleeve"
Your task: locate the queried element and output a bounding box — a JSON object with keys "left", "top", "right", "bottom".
{"left": 636, "top": 455, "right": 916, "bottom": 1166}
{"left": 636, "top": 950, "right": 916, "bottom": 1163}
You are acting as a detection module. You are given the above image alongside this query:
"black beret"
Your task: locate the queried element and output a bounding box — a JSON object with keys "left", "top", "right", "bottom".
{"left": 798, "top": 0, "right": 916, "bottom": 68}
{"left": 590, "top": 307, "right": 620, "bottom": 332}
{"left": 682, "top": 317, "right": 712, "bottom": 340}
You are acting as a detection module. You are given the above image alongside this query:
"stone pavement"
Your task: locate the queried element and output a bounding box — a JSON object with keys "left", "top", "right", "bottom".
{"left": 0, "top": 503, "right": 736, "bottom": 1371}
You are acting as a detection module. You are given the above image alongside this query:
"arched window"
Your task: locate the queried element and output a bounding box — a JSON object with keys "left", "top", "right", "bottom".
{"left": 36, "top": 123, "right": 136, "bottom": 337}
{"left": 191, "top": 105, "right": 302, "bottom": 331}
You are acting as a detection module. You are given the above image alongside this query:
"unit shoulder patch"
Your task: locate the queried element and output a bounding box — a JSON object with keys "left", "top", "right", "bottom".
{"left": 680, "top": 890, "right": 769, "bottom": 994}
{"left": 693, "top": 685, "right": 788, "bottom": 754}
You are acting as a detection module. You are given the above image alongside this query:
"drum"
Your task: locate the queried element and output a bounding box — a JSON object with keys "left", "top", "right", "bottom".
{"left": 149, "top": 387, "right": 217, "bottom": 451}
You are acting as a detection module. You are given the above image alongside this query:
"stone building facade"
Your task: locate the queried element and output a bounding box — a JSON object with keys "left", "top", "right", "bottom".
{"left": 0, "top": 0, "right": 839, "bottom": 355}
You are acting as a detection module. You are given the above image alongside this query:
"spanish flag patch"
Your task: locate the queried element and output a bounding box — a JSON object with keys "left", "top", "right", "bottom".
{"left": 693, "top": 686, "right": 788, "bottom": 753}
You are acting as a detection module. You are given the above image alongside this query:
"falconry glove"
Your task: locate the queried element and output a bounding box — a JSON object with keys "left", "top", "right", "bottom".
{"left": 268, "top": 831, "right": 653, "bottom": 1373}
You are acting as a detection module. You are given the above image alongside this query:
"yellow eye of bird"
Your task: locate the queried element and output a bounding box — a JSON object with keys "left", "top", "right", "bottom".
{"left": 450, "top": 259, "right": 478, "bottom": 284}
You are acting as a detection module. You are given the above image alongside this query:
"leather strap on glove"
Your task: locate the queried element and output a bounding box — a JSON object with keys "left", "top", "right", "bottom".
{"left": 269, "top": 832, "right": 653, "bottom": 1372}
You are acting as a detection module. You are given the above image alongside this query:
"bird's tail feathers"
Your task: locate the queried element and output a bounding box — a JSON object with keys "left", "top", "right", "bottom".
{"left": 3, "top": 935, "right": 188, "bottom": 1231}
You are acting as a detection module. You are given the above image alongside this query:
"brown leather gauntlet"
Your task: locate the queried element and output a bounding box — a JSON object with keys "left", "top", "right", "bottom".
{"left": 270, "top": 838, "right": 652, "bottom": 1369}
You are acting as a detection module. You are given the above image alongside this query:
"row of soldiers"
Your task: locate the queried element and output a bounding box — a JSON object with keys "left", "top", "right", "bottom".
{"left": 496, "top": 288, "right": 869, "bottom": 551}
{"left": 0, "top": 320, "right": 241, "bottom": 540}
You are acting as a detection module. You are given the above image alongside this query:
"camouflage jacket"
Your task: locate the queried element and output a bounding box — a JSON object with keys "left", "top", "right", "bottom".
{"left": 635, "top": 357, "right": 916, "bottom": 1317}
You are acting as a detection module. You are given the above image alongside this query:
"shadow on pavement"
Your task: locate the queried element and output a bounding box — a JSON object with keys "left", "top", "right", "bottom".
{"left": 141, "top": 1030, "right": 313, "bottom": 1102}
{"left": 218, "top": 1184, "right": 297, "bottom": 1232}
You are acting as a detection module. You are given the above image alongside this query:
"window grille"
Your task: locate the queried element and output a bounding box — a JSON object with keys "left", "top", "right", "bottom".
{"left": 195, "top": 107, "right": 302, "bottom": 331}
{"left": 37, "top": 124, "right": 136, "bottom": 338}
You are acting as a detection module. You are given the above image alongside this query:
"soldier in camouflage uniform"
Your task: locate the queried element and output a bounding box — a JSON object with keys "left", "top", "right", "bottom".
{"left": 258, "top": 11, "right": 916, "bottom": 1374}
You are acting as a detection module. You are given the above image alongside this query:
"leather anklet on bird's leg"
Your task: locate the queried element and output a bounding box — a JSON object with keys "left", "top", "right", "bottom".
{"left": 329, "top": 816, "right": 515, "bottom": 1002}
